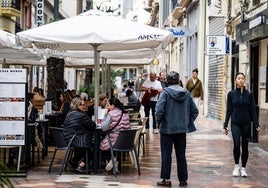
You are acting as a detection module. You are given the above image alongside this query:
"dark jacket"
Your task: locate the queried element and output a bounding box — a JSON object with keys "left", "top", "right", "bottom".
{"left": 64, "top": 109, "right": 96, "bottom": 148}
{"left": 155, "top": 85, "right": 199, "bottom": 134}
{"left": 223, "top": 87, "right": 259, "bottom": 129}
{"left": 55, "top": 102, "right": 70, "bottom": 125}
{"left": 28, "top": 102, "right": 38, "bottom": 123}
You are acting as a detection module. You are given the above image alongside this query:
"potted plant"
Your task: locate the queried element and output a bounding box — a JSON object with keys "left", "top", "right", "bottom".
{"left": 0, "top": 161, "right": 14, "bottom": 188}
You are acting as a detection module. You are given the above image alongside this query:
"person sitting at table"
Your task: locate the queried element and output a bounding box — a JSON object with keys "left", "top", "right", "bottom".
{"left": 126, "top": 89, "right": 139, "bottom": 103}
{"left": 33, "top": 87, "right": 45, "bottom": 100}
{"left": 64, "top": 97, "right": 96, "bottom": 174}
{"left": 52, "top": 91, "right": 72, "bottom": 126}
{"left": 11, "top": 92, "right": 41, "bottom": 167}
{"left": 28, "top": 92, "right": 39, "bottom": 123}
{"left": 87, "top": 93, "right": 108, "bottom": 119}
{"left": 126, "top": 89, "right": 140, "bottom": 113}
{"left": 99, "top": 97, "right": 131, "bottom": 171}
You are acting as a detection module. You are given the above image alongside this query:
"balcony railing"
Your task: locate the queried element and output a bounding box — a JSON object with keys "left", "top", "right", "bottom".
{"left": 0, "top": 0, "right": 21, "bottom": 17}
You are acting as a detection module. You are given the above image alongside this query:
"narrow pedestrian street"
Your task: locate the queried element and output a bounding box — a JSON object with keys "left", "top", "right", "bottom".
{"left": 11, "top": 115, "right": 268, "bottom": 188}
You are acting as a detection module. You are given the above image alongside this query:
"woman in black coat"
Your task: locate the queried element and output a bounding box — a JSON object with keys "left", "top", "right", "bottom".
{"left": 64, "top": 97, "right": 96, "bottom": 173}
{"left": 224, "top": 72, "right": 260, "bottom": 177}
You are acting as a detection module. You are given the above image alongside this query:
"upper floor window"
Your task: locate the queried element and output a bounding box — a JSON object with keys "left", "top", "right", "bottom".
{"left": 252, "top": 0, "right": 260, "bottom": 6}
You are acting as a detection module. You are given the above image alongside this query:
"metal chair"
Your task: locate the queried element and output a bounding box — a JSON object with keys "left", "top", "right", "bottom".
{"left": 48, "top": 127, "right": 76, "bottom": 175}
{"left": 138, "top": 117, "right": 148, "bottom": 156}
{"left": 107, "top": 129, "right": 141, "bottom": 177}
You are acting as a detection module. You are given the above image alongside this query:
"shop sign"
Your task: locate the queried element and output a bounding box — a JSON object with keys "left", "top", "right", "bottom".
{"left": 37, "top": 0, "right": 44, "bottom": 26}
{"left": 167, "top": 27, "right": 188, "bottom": 38}
{"left": 236, "top": 9, "right": 268, "bottom": 44}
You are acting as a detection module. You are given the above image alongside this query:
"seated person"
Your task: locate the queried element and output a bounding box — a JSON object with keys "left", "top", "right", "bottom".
{"left": 99, "top": 97, "right": 131, "bottom": 171}
{"left": 64, "top": 98, "right": 96, "bottom": 173}
{"left": 28, "top": 93, "right": 39, "bottom": 123}
{"left": 87, "top": 93, "right": 108, "bottom": 119}
{"left": 33, "top": 87, "right": 45, "bottom": 100}
{"left": 126, "top": 89, "right": 140, "bottom": 113}
{"left": 52, "top": 91, "right": 72, "bottom": 126}
{"left": 11, "top": 92, "right": 39, "bottom": 167}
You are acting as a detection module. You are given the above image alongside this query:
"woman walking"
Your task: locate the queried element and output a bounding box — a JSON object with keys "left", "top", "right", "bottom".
{"left": 223, "top": 72, "right": 261, "bottom": 177}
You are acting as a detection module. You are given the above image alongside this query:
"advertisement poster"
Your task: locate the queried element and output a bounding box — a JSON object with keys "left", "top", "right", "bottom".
{"left": 0, "top": 69, "right": 26, "bottom": 146}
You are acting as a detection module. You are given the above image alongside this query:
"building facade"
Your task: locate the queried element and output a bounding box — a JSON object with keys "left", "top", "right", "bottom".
{"left": 146, "top": 0, "right": 268, "bottom": 151}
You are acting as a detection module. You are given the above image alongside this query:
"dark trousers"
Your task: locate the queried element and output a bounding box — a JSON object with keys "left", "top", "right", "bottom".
{"left": 144, "top": 101, "right": 157, "bottom": 129}
{"left": 72, "top": 147, "right": 92, "bottom": 165}
{"left": 231, "top": 123, "right": 250, "bottom": 167}
{"left": 160, "top": 133, "right": 188, "bottom": 182}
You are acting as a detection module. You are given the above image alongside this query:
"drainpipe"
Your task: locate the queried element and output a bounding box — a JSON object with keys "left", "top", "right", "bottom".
{"left": 77, "top": 0, "right": 83, "bottom": 15}
{"left": 199, "top": 0, "right": 207, "bottom": 116}
{"left": 54, "top": 0, "right": 59, "bottom": 21}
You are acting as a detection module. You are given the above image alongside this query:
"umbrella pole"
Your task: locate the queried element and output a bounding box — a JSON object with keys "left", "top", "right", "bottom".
{"left": 93, "top": 44, "right": 101, "bottom": 121}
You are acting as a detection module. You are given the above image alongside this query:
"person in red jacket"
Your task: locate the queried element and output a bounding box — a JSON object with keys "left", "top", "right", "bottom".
{"left": 140, "top": 72, "right": 162, "bottom": 134}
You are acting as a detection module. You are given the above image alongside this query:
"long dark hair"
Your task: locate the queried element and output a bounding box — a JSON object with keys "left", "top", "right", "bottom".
{"left": 108, "top": 97, "right": 127, "bottom": 113}
{"left": 235, "top": 72, "right": 245, "bottom": 79}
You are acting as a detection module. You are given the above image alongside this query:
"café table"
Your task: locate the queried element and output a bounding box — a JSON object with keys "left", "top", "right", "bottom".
{"left": 45, "top": 113, "right": 61, "bottom": 127}
{"left": 35, "top": 118, "right": 49, "bottom": 159}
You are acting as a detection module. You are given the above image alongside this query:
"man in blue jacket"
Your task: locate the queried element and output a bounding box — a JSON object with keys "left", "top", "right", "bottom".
{"left": 155, "top": 71, "right": 198, "bottom": 187}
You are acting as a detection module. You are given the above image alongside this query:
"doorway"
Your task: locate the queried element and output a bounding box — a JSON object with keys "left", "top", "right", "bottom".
{"left": 250, "top": 43, "right": 259, "bottom": 142}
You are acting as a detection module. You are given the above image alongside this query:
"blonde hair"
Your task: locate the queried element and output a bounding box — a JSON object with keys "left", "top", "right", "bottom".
{"left": 99, "top": 93, "right": 107, "bottom": 101}
{"left": 70, "top": 97, "right": 82, "bottom": 110}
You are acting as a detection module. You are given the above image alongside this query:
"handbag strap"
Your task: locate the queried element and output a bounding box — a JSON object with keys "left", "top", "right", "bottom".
{"left": 189, "top": 79, "right": 200, "bottom": 93}
{"left": 107, "top": 112, "right": 123, "bottom": 132}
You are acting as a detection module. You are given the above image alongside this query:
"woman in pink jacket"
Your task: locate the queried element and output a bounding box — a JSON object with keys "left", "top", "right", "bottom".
{"left": 99, "top": 97, "right": 130, "bottom": 171}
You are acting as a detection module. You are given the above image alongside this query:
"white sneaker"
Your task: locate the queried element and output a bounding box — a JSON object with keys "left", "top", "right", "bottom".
{"left": 105, "top": 158, "right": 117, "bottom": 171}
{"left": 233, "top": 165, "right": 240, "bottom": 177}
{"left": 241, "top": 167, "right": 248, "bottom": 177}
{"left": 153, "top": 129, "right": 159, "bottom": 134}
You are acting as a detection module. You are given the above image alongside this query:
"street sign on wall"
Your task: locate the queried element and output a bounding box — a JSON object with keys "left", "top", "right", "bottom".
{"left": 206, "top": 35, "right": 229, "bottom": 55}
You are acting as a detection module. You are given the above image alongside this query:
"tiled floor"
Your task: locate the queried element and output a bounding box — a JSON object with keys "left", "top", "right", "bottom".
{"left": 10, "top": 115, "right": 268, "bottom": 188}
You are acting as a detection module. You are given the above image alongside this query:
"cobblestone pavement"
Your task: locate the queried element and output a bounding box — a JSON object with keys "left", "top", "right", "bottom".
{"left": 10, "top": 115, "right": 268, "bottom": 188}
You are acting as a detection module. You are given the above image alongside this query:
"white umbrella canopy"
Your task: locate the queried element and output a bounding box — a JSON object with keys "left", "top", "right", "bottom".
{"left": 16, "top": 10, "right": 174, "bottom": 51}
{"left": 38, "top": 48, "right": 160, "bottom": 60}
{"left": 0, "top": 30, "right": 42, "bottom": 62}
{"left": 63, "top": 57, "right": 152, "bottom": 68}
{"left": 0, "top": 30, "right": 15, "bottom": 48}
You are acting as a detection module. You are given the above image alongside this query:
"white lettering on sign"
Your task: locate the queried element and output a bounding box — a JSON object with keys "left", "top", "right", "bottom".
{"left": 249, "top": 16, "right": 265, "bottom": 29}
{"left": 36, "top": 0, "right": 44, "bottom": 26}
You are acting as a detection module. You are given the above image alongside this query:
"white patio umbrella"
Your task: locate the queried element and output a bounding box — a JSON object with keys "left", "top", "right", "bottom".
{"left": 16, "top": 10, "right": 174, "bottom": 119}
{"left": 0, "top": 30, "right": 42, "bottom": 64}
{"left": 16, "top": 10, "right": 173, "bottom": 51}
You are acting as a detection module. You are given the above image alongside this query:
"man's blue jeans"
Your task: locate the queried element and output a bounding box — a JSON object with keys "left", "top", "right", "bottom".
{"left": 160, "top": 133, "right": 188, "bottom": 182}
{"left": 144, "top": 101, "right": 157, "bottom": 129}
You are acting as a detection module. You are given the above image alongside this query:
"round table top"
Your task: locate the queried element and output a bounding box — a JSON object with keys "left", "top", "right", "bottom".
{"left": 35, "top": 118, "right": 49, "bottom": 122}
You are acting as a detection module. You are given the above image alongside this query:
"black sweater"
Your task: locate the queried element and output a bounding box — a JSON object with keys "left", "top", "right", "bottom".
{"left": 223, "top": 87, "right": 259, "bottom": 129}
